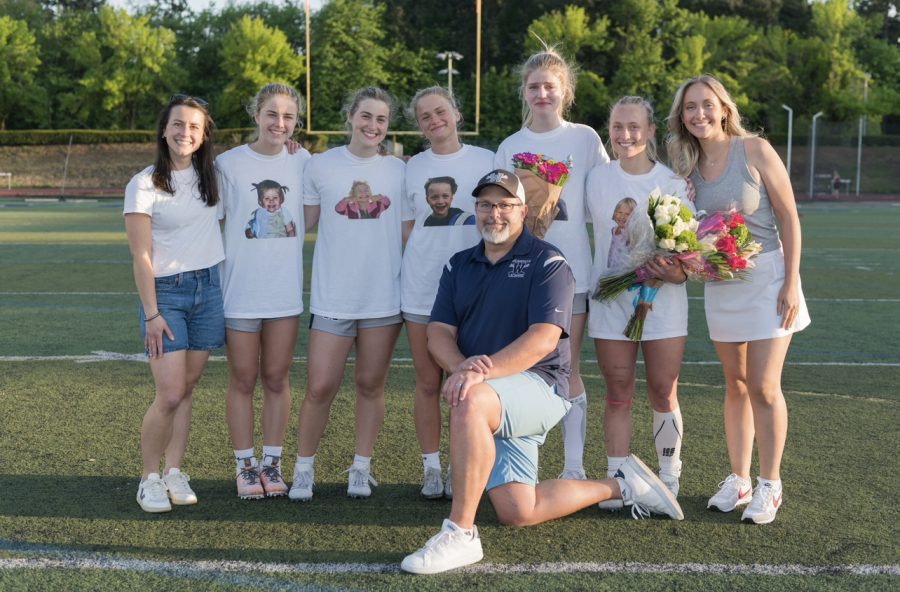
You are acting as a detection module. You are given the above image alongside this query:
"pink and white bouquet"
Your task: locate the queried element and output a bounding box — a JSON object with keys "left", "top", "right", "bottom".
{"left": 510, "top": 152, "right": 571, "bottom": 239}
{"left": 678, "top": 209, "right": 762, "bottom": 281}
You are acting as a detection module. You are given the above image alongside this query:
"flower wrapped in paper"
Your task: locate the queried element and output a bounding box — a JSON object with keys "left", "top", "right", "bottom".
{"left": 510, "top": 152, "right": 571, "bottom": 239}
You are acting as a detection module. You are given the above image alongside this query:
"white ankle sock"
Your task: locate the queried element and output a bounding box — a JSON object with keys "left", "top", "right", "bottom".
{"left": 422, "top": 452, "right": 441, "bottom": 471}
{"left": 262, "top": 446, "right": 283, "bottom": 467}
{"left": 606, "top": 456, "right": 627, "bottom": 479}
{"left": 561, "top": 392, "right": 587, "bottom": 471}
{"left": 352, "top": 454, "right": 371, "bottom": 470}
{"left": 296, "top": 454, "right": 315, "bottom": 468}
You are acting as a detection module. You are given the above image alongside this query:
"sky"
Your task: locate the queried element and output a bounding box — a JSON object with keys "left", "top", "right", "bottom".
{"left": 108, "top": 0, "right": 325, "bottom": 14}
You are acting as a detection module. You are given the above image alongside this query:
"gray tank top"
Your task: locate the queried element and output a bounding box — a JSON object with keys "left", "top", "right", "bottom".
{"left": 690, "top": 137, "right": 781, "bottom": 253}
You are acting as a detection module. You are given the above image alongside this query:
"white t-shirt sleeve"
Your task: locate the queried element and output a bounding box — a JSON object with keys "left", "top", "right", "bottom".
{"left": 303, "top": 156, "right": 321, "bottom": 206}
{"left": 123, "top": 168, "right": 155, "bottom": 216}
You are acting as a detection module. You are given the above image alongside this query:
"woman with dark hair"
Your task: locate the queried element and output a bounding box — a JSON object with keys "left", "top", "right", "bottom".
{"left": 124, "top": 95, "right": 225, "bottom": 513}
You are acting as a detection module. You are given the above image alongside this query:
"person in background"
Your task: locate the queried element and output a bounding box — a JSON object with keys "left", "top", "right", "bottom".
{"left": 494, "top": 47, "right": 610, "bottom": 480}
{"left": 401, "top": 86, "right": 494, "bottom": 499}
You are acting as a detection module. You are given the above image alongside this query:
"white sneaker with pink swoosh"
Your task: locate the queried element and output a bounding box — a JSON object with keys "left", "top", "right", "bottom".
{"left": 707, "top": 473, "right": 753, "bottom": 512}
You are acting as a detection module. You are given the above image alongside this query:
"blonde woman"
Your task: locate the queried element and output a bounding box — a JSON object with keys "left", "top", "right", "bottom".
{"left": 667, "top": 75, "right": 810, "bottom": 524}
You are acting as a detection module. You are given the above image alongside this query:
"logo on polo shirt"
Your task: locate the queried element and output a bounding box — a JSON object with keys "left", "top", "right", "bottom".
{"left": 508, "top": 258, "right": 531, "bottom": 278}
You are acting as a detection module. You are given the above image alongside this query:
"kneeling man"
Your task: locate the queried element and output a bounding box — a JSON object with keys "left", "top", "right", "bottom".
{"left": 401, "top": 169, "right": 684, "bottom": 574}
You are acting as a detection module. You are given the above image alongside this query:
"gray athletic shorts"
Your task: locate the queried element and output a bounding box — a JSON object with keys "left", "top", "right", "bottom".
{"left": 309, "top": 313, "right": 402, "bottom": 337}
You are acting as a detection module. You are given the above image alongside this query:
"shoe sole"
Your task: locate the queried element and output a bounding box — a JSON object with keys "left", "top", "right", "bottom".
{"left": 627, "top": 455, "right": 684, "bottom": 520}
{"left": 400, "top": 549, "right": 484, "bottom": 575}
{"left": 421, "top": 491, "right": 445, "bottom": 500}
{"left": 348, "top": 493, "right": 371, "bottom": 499}
{"left": 598, "top": 499, "right": 624, "bottom": 512}
{"left": 265, "top": 491, "right": 288, "bottom": 498}
{"left": 169, "top": 496, "right": 198, "bottom": 505}
{"left": 288, "top": 492, "right": 313, "bottom": 502}
{"left": 238, "top": 493, "right": 265, "bottom": 500}
{"left": 137, "top": 501, "right": 171, "bottom": 513}
{"left": 707, "top": 496, "right": 751, "bottom": 513}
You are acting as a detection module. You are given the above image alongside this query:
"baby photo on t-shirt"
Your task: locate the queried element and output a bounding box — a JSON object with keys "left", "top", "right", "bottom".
{"left": 245, "top": 180, "right": 296, "bottom": 238}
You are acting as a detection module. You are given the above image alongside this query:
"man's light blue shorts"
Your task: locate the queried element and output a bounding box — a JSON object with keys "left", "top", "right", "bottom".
{"left": 485, "top": 371, "right": 571, "bottom": 490}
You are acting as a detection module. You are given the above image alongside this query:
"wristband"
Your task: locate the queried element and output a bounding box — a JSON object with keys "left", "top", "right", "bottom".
{"left": 144, "top": 312, "right": 161, "bottom": 323}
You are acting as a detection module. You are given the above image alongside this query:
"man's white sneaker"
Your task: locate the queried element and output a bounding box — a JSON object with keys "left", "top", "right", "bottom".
{"left": 137, "top": 474, "right": 171, "bottom": 513}
{"left": 598, "top": 498, "right": 625, "bottom": 512}
{"left": 163, "top": 468, "right": 197, "bottom": 505}
{"left": 288, "top": 462, "right": 314, "bottom": 502}
{"left": 707, "top": 473, "right": 752, "bottom": 512}
{"left": 558, "top": 468, "right": 587, "bottom": 480}
{"left": 347, "top": 465, "right": 377, "bottom": 498}
{"left": 401, "top": 519, "right": 484, "bottom": 574}
{"left": 741, "top": 480, "right": 783, "bottom": 525}
{"left": 421, "top": 466, "right": 444, "bottom": 499}
{"left": 444, "top": 466, "right": 452, "bottom": 499}
{"left": 615, "top": 455, "right": 684, "bottom": 520}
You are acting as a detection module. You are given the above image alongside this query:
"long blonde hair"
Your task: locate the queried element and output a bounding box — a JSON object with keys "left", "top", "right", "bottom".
{"left": 665, "top": 75, "right": 755, "bottom": 177}
{"left": 518, "top": 47, "right": 577, "bottom": 127}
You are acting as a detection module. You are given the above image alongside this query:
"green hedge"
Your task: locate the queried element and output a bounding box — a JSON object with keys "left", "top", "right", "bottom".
{"left": 0, "top": 129, "right": 330, "bottom": 152}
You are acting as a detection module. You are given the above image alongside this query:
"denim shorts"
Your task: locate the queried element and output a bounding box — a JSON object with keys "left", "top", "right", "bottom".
{"left": 484, "top": 372, "right": 571, "bottom": 490}
{"left": 139, "top": 266, "right": 225, "bottom": 354}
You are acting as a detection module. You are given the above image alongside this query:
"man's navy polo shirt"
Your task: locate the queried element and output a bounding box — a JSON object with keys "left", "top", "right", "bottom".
{"left": 430, "top": 227, "right": 575, "bottom": 398}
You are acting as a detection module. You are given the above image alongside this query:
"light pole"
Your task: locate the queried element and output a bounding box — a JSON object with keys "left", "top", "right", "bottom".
{"left": 782, "top": 104, "right": 793, "bottom": 181}
{"left": 855, "top": 72, "right": 871, "bottom": 196}
{"left": 809, "top": 111, "right": 824, "bottom": 198}
{"left": 436, "top": 51, "right": 463, "bottom": 94}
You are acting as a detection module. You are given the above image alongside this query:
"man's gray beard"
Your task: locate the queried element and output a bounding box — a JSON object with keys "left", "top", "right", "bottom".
{"left": 480, "top": 226, "right": 510, "bottom": 245}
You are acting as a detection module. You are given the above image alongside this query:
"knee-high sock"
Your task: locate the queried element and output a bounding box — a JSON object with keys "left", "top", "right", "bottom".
{"left": 653, "top": 407, "right": 683, "bottom": 476}
{"left": 561, "top": 392, "right": 587, "bottom": 472}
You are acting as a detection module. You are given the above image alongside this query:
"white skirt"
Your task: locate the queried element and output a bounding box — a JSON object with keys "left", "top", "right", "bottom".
{"left": 704, "top": 249, "right": 811, "bottom": 342}
{"left": 588, "top": 282, "right": 688, "bottom": 341}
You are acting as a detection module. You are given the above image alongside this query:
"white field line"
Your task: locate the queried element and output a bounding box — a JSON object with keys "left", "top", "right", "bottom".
{"left": 0, "top": 351, "right": 899, "bottom": 368}
{"left": 0, "top": 546, "right": 896, "bottom": 579}
{"left": 2, "top": 292, "right": 900, "bottom": 303}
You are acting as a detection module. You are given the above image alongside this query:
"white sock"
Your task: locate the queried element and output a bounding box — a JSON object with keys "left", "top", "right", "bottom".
{"left": 352, "top": 454, "right": 371, "bottom": 470}
{"left": 758, "top": 477, "right": 782, "bottom": 491}
{"left": 446, "top": 519, "right": 473, "bottom": 537}
{"left": 422, "top": 452, "right": 441, "bottom": 471}
{"left": 295, "top": 454, "right": 315, "bottom": 468}
{"left": 234, "top": 448, "right": 257, "bottom": 472}
{"left": 653, "top": 408, "right": 683, "bottom": 477}
{"left": 606, "top": 456, "right": 627, "bottom": 479}
{"left": 561, "top": 392, "right": 587, "bottom": 471}
{"left": 262, "top": 446, "right": 283, "bottom": 467}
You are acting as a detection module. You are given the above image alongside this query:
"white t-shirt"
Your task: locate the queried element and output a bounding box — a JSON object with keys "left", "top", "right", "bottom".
{"left": 494, "top": 122, "right": 610, "bottom": 293}
{"left": 304, "top": 146, "right": 405, "bottom": 319}
{"left": 216, "top": 144, "right": 310, "bottom": 318}
{"left": 401, "top": 144, "right": 495, "bottom": 316}
{"left": 585, "top": 160, "right": 692, "bottom": 340}
{"left": 123, "top": 165, "right": 224, "bottom": 277}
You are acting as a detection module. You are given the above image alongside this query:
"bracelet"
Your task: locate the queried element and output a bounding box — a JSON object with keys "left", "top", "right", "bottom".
{"left": 144, "top": 312, "right": 161, "bottom": 323}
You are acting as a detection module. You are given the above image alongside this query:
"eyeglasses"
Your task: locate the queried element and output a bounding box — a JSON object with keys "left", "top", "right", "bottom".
{"left": 170, "top": 94, "right": 209, "bottom": 108}
{"left": 475, "top": 201, "right": 522, "bottom": 213}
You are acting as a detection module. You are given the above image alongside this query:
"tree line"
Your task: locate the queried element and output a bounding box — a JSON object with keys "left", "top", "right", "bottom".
{"left": 1, "top": 0, "right": 898, "bottom": 147}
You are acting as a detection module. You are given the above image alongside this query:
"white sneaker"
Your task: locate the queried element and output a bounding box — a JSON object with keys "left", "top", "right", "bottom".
{"left": 137, "top": 474, "right": 171, "bottom": 513}
{"left": 163, "top": 468, "right": 197, "bottom": 505}
{"left": 558, "top": 468, "right": 587, "bottom": 480}
{"left": 741, "top": 479, "right": 783, "bottom": 525}
{"left": 288, "top": 462, "right": 314, "bottom": 502}
{"left": 421, "top": 466, "right": 444, "bottom": 499}
{"left": 615, "top": 455, "right": 684, "bottom": 520}
{"left": 707, "top": 473, "right": 752, "bottom": 512}
{"left": 347, "top": 465, "right": 377, "bottom": 498}
{"left": 598, "top": 498, "right": 625, "bottom": 512}
{"left": 444, "top": 466, "right": 452, "bottom": 499}
{"left": 401, "top": 519, "right": 484, "bottom": 574}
